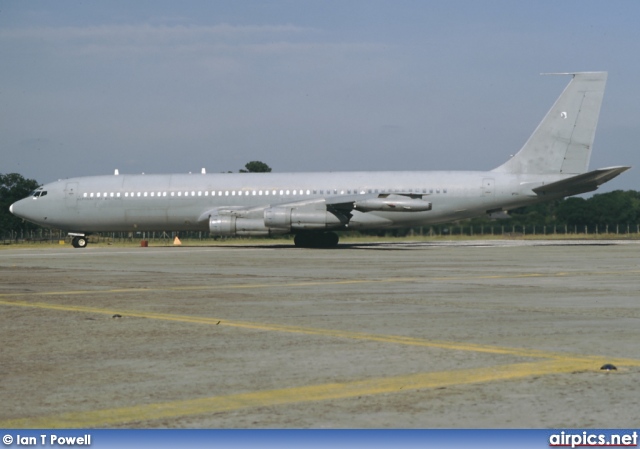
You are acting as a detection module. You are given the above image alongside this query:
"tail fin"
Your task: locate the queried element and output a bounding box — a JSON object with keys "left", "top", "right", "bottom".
{"left": 492, "top": 72, "right": 607, "bottom": 175}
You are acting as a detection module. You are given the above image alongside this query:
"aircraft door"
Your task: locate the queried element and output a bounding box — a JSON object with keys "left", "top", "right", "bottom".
{"left": 65, "top": 182, "right": 79, "bottom": 208}
{"left": 482, "top": 178, "right": 494, "bottom": 196}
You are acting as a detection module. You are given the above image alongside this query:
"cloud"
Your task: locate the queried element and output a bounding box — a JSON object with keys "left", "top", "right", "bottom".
{"left": 0, "top": 22, "right": 311, "bottom": 41}
{"left": 0, "top": 22, "right": 390, "bottom": 78}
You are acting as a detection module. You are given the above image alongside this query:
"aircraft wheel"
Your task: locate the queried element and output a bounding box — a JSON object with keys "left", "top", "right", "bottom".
{"left": 293, "top": 234, "right": 310, "bottom": 247}
{"left": 294, "top": 232, "right": 339, "bottom": 248}
{"left": 323, "top": 232, "right": 339, "bottom": 247}
{"left": 72, "top": 236, "right": 88, "bottom": 249}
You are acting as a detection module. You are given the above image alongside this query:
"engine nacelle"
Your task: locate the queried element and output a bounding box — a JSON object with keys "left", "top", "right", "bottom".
{"left": 209, "top": 212, "right": 286, "bottom": 237}
{"left": 264, "top": 206, "right": 345, "bottom": 230}
{"left": 209, "top": 214, "right": 235, "bottom": 235}
{"left": 354, "top": 195, "right": 432, "bottom": 212}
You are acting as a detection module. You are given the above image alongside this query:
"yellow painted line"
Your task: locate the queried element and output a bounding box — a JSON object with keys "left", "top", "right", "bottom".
{"left": 2, "top": 298, "right": 640, "bottom": 368}
{"left": 0, "top": 358, "right": 599, "bottom": 428}
{"left": 1, "top": 270, "right": 638, "bottom": 300}
{"left": 0, "top": 278, "right": 419, "bottom": 299}
{"left": 1, "top": 270, "right": 639, "bottom": 300}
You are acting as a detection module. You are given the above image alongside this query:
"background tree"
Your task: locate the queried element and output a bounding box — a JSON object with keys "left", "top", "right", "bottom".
{"left": 586, "top": 190, "right": 640, "bottom": 226}
{"left": 0, "top": 173, "right": 40, "bottom": 232}
{"left": 239, "top": 161, "right": 272, "bottom": 173}
{"left": 508, "top": 200, "right": 561, "bottom": 227}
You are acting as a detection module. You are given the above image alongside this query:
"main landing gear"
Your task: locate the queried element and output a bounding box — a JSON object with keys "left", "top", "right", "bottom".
{"left": 71, "top": 236, "right": 88, "bottom": 249}
{"left": 293, "top": 232, "right": 339, "bottom": 248}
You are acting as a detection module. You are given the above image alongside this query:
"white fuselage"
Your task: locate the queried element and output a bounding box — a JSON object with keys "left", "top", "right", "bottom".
{"left": 10, "top": 170, "right": 565, "bottom": 234}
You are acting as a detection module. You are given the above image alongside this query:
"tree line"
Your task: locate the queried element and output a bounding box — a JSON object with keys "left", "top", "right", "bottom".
{"left": 1, "top": 167, "right": 638, "bottom": 234}
{"left": 498, "top": 190, "right": 640, "bottom": 227}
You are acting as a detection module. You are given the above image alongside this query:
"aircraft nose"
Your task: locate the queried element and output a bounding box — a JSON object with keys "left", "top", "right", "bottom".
{"left": 9, "top": 199, "right": 28, "bottom": 220}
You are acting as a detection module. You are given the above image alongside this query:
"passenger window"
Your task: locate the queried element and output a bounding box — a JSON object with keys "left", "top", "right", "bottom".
{"left": 83, "top": 193, "right": 88, "bottom": 198}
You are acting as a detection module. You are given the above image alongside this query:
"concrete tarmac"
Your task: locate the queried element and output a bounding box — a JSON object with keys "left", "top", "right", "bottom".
{"left": 1, "top": 240, "right": 639, "bottom": 428}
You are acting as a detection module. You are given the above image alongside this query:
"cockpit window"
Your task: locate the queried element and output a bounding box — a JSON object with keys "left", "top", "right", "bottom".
{"left": 30, "top": 189, "right": 47, "bottom": 198}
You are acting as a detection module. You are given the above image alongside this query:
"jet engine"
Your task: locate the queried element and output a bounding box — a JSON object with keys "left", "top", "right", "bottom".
{"left": 264, "top": 206, "right": 346, "bottom": 230}
{"left": 209, "top": 212, "right": 285, "bottom": 236}
{"left": 354, "top": 195, "right": 432, "bottom": 212}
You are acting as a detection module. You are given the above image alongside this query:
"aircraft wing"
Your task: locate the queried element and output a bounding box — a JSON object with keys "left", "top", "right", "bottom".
{"left": 199, "top": 192, "right": 433, "bottom": 225}
{"left": 326, "top": 193, "right": 432, "bottom": 213}
{"left": 533, "top": 166, "right": 631, "bottom": 197}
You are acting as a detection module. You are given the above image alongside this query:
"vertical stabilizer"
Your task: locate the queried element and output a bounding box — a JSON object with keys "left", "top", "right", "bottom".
{"left": 493, "top": 72, "right": 607, "bottom": 175}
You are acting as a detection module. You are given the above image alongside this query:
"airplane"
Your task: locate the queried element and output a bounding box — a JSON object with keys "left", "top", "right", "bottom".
{"left": 9, "top": 72, "right": 630, "bottom": 248}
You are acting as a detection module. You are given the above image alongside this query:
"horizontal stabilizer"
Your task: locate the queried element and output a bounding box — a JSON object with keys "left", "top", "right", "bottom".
{"left": 532, "top": 166, "right": 631, "bottom": 197}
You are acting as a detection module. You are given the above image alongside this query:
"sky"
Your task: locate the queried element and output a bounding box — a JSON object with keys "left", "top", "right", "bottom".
{"left": 1, "top": 0, "right": 638, "bottom": 192}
